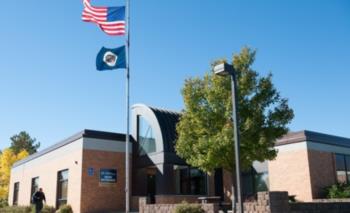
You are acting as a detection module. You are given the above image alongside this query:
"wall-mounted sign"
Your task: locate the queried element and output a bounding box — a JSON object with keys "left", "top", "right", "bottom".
{"left": 88, "top": 167, "right": 94, "bottom": 176}
{"left": 100, "top": 169, "right": 117, "bottom": 183}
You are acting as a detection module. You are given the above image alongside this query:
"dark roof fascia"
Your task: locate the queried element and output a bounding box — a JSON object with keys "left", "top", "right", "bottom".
{"left": 83, "top": 129, "right": 128, "bottom": 142}
{"left": 13, "top": 129, "right": 129, "bottom": 168}
{"left": 275, "top": 130, "right": 350, "bottom": 148}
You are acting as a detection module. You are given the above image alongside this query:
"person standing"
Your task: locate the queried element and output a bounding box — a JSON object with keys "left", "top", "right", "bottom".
{"left": 32, "top": 188, "right": 46, "bottom": 213}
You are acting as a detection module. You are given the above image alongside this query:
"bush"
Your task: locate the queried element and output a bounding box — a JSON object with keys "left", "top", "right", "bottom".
{"left": 41, "top": 205, "right": 56, "bottom": 213}
{"left": 56, "top": 204, "right": 73, "bottom": 213}
{"left": 0, "top": 198, "right": 8, "bottom": 208}
{"left": 174, "top": 202, "right": 204, "bottom": 213}
{"left": 325, "top": 183, "right": 350, "bottom": 198}
{"left": 0, "top": 205, "right": 32, "bottom": 213}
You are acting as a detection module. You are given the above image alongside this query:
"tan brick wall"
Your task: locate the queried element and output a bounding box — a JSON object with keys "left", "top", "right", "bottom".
{"left": 307, "top": 150, "right": 336, "bottom": 198}
{"left": 8, "top": 139, "right": 83, "bottom": 213}
{"left": 268, "top": 147, "right": 313, "bottom": 201}
{"left": 80, "top": 150, "right": 128, "bottom": 213}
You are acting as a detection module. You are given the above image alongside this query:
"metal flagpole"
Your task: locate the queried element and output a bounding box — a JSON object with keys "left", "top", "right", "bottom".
{"left": 125, "top": 0, "right": 130, "bottom": 212}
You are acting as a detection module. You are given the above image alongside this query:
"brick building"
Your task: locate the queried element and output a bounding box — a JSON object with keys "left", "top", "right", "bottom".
{"left": 8, "top": 104, "right": 350, "bottom": 212}
{"left": 9, "top": 130, "right": 130, "bottom": 213}
{"left": 269, "top": 130, "right": 350, "bottom": 201}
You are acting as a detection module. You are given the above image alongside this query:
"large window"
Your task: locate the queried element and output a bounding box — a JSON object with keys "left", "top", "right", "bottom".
{"left": 138, "top": 116, "right": 156, "bottom": 155}
{"left": 254, "top": 172, "right": 269, "bottom": 192}
{"left": 335, "top": 154, "right": 350, "bottom": 184}
{"left": 57, "top": 170, "right": 69, "bottom": 208}
{"left": 31, "top": 177, "right": 39, "bottom": 202}
{"left": 13, "top": 182, "right": 19, "bottom": 206}
{"left": 242, "top": 168, "right": 269, "bottom": 198}
{"left": 174, "top": 166, "right": 207, "bottom": 195}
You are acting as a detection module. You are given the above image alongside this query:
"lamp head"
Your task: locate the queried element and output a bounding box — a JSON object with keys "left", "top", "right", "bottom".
{"left": 213, "top": 63, "right": 234, "bottom": 76}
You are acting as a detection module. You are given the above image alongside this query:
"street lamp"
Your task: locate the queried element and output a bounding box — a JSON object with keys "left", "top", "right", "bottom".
{"left": 214, "top": 63, "right": 243, "bottom": 213}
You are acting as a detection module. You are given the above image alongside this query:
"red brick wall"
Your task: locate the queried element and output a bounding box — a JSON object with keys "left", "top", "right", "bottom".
{"left": 80, "top": 150, "right": 127, "bottom": 213}
{"left": 307, "top": 150, "right": 336, "bottom": 199}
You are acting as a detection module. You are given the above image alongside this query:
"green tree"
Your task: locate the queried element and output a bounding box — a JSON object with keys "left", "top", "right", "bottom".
{"left": 175, "top": 47, "right": 294, "bottom": 173}
{"left": 10, "top": 131, "right": 40, "bottom": 155}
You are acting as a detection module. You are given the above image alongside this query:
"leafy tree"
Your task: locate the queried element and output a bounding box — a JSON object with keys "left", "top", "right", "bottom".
{"left": 175, "top": 47, "right": 294, "bottom": 173}
{"left": 0, "top": 148, "right": 28, "bottom": 199}
{"left": 10, "top": 131, "right": 40, "bottom": 155}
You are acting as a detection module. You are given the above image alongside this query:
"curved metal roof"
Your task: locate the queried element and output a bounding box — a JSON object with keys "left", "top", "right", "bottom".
{"left": 148, "top": 106, "right": 181, "bottom": 153}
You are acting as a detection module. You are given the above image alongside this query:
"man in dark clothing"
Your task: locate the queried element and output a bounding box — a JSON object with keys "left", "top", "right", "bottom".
{"left": 32, "top": 188, "right": 46, "bottom": 213}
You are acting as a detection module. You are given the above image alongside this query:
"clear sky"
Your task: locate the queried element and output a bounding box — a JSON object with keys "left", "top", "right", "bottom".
{"left": 0, "top": 0, "right": 349, "bottom": 151}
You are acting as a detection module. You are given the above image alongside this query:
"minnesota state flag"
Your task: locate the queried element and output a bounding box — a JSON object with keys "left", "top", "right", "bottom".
{"left": 96, "top": 46, "right": 126, "bottom": 71}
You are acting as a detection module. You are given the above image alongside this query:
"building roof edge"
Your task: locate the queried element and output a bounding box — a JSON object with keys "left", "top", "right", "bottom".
{"left": 12, "top": 129, "right": 127, "bottom": 168}
{"left": 276, "top": 130, "right": 350, "bottom": 148}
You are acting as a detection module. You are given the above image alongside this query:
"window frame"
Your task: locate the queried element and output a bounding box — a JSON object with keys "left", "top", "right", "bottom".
{"left": 30, "top": 177, "right": 39, "bottom": 203}
{"left": 137, "top": 115, "right": 156, "bottom": 155}
{"left": 174, "top": 166, "right": 207, "bottom": 195}
{"left": 13, "top": 182, "right": 20, "bottom": 206}
{"left": 335, "top": 153, "right": 350, "bottom": 184}
{"left": 56, "top": 169, "right": 69, "bottom": 208}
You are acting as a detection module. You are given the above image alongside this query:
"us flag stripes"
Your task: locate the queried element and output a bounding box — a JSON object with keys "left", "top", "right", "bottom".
{"left": 82, "top": 0, "right": 126, "bottom": 36}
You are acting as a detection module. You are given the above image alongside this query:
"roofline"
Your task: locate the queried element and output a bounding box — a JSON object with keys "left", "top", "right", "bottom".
{"left": 12, "top": 129, "right": 129, "bottom": 168}
{"left": 132, "top": 103, "right": 181, "bottom": 115}
{"left": 276, "top": 130, "right": 350, "bottom": 148}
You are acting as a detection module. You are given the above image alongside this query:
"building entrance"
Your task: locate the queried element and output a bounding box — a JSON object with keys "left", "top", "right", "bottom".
{"left": 147, "top": 169, "right": 156, "bottom": 204}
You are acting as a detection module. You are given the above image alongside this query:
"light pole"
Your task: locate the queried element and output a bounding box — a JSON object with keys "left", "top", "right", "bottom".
{"left": 214, "top": 63, "right": 243, "bottom": 213}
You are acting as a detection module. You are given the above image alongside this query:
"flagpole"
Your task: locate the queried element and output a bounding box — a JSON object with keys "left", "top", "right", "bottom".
{"left": 125, "top": 0, "right": 130, "bottom": 212}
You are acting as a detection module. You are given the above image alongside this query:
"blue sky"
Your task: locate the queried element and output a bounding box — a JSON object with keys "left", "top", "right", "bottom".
{"left": 0, "top": 0, "right": 349, "bottom": 151}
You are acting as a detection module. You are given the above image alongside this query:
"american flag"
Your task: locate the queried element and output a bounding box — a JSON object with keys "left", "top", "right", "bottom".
{"left": 82, "top": 0, "right": 126, "bottom": 36}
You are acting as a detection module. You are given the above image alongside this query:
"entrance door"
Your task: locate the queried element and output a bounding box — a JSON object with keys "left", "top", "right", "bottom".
{"left": 147, "top": 174, "right": 156, "bottom": 203}
{"left": 214, "top": 168, "right": 224, "bottom": 200}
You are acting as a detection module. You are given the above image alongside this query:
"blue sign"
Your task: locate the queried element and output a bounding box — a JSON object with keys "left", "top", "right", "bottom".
{"left": 100, "top": 169, "right": 117, "bottom": 183}
{"left": 88, "top": 168, "right": 94, "bottom": 176}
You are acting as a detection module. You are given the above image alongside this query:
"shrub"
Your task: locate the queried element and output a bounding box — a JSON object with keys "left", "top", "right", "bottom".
{"left": 325, "top": 183, "right": 350, "bottom": 198}
{"left": 56, "top": 204, "right": 73, "bottom": 213}
{"left": 41, "top": 205, "right": 56, "bottom": 213}
{"left": 174, "top": 202, "right": 204, "bottom": 213}
{"left": 0, "top": 205, "right": 32, "bottom": 213}
{"left": 0, "top": 198, "right": 8, "bottom": 208}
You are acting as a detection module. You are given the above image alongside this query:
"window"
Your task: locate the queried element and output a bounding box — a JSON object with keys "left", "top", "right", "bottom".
{"left": 336, "top": 154, "right": 346, "bottom": 183}
{"left": 254, "top": 172, "right": 269, "bottom": 192}
{"left": 57, "top": 170, "right": 69, "bottom": 208}
{"left": 242, "top": 168, "right": 269, "bottom": 198}
{"left": 138, "top": 116, "right": 156, "bottom": 155}
{"left": 13, "top": 182, "right": 19, "bottom": 206}
{"left": 335, "top": 154, "right": 350, "bottom": 184}
{"left": 242, "top": 171, "right": 254, "bottom": 196}
{"left": 174, "top": 166, "right": 207, "bottom": 195}
{"left": 31, "top": 177, "right": 39, "bottom": 202}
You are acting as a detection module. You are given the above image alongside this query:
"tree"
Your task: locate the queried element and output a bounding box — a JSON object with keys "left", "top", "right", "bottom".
{"left": 0, "top": 148, "right": 28, "bottom": 199}
{"left": 10, "top": 131, "right": 40, "bottom": 155}
{"left": 175, "top": 47, "right": 294, "bottom": 173}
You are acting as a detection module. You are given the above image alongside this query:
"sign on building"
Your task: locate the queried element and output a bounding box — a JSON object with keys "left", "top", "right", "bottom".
{"left": 88, "top": 167, "right": 94, "bottom": 176}
{"left": 100, "top": 169, "right": 117, "bottom": 183}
